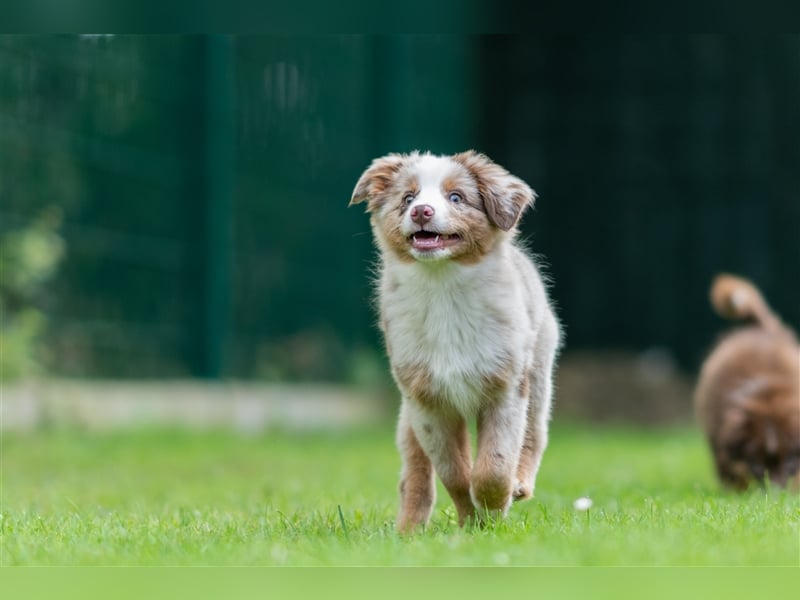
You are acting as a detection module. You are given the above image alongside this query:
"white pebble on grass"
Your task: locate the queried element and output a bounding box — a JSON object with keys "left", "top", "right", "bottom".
{"left": 573, "top": 497, "right": 593, "bottom": 511}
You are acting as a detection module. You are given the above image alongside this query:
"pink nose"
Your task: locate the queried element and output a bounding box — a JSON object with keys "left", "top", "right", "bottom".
{"left": 410, "top": 204, "right": 435, "bottom": 225}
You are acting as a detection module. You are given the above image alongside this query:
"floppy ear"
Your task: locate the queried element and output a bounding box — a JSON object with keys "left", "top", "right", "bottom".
{"left": 452, "top": 150, "right": 536, "bottom": 231}
{"left": 349, "top": 153, "right": 406, "bottom": 208}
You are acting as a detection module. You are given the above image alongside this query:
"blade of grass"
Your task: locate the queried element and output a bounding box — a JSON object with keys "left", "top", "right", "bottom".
{"left": 337, "top": 504, "right": 349, "bottom": 540}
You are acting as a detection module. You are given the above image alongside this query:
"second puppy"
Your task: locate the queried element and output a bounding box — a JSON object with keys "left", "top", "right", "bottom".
{"left": 695, "top": 274, "right": 800, "bottom": 490}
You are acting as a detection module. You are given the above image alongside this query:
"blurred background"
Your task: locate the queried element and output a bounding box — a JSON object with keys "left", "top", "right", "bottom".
{"left": 2, "top": 34, "right": 798, "bottom": 427}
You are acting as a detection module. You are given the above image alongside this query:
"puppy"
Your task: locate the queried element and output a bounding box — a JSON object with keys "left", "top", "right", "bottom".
{"left": 695, "top": 274, "right": 800, "bottom": 491}
{"left": 350, "top": 150, "right": 561, "bottom": 531}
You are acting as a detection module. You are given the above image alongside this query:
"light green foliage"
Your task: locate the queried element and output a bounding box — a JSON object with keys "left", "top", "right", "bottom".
{"left": 0, "top": 208, "right": 65, "bottom": 380}
{"left": 1, "top": 424, "right": 798, "bottom": 565}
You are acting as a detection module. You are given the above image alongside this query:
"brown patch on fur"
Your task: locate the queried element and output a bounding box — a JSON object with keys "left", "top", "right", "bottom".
{"left": 517, "top": 373, "right": 530, "bottom": 399}
{"left": 482, "top": 349, "right": 516, "bottom": 399}
{"left": 394, "top": 362, "right": 441, "bottom": 409}
{"left": 350, "top": 154, "right": 406, "bottom": 210}
{"left": 395, "top": 358, "right": 513, "bottom": 410}
{"left": 440, "top": 176, "right": 461, "bottom": 195}
{"left": 394, "top": 362, "right": 432, "bottom": 397}
{"left": 375, "top": 214, "right": 416, "bottom": 264}
{"left": 360, "top": 165, "right": 423, "bottom": 264}
{"left": 451, "top": 207, "right": 501, "bottom": 266}
{"left": 452, "top": 150, "right": 535, "bottom": 231}
{"left": 480, "top": 365, "right": 513, "bottom": 403}
{"left": 696, "top": 274, "right": 800, "bottom": 490}
{"left": 354, "top": 158, "right": 422, "bottom": 265}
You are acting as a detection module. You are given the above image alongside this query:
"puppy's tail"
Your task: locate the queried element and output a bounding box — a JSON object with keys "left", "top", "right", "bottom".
{"left": 710, "top": 273, "right": 783, "bottom": 332}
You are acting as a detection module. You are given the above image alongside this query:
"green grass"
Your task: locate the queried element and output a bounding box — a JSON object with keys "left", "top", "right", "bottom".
{"left": 1, "top": 423, "right": 798, "bottom": 565}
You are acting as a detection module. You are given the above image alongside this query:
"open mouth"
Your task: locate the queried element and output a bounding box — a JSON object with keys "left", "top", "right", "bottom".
{"left": 409, "top": 230, "right": 462, "bottom": 251}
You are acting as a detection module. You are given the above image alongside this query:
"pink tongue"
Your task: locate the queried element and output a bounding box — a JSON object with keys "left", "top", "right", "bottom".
{"left": 413, "top": 235, "right": 444, "bottom": 250}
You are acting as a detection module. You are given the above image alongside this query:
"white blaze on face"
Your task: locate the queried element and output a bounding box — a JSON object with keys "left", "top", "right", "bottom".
{"left": 402, "top": 155, "right": 455, "bottom": 236}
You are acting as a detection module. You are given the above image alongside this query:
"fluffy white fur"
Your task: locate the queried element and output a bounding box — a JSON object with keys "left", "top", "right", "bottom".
{"left": 351, "top": 150, "right": 561, "bottom": 531}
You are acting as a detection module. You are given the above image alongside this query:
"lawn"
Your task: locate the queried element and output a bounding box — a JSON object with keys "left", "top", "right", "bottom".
{"left": 1, "top": 422, "right": 798, "bottom": 566}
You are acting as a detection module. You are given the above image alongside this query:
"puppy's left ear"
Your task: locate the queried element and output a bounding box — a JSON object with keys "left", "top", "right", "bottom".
{"left": 349, "top": 153, "right": 406, "bottom": 209}
{"left": 453, "top": 150, "right": 536, "bottom": 231}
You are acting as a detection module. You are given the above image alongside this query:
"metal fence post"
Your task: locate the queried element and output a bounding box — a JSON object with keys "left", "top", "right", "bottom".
{"left": 200, "top": 34, "right": 235, "bottom": 378}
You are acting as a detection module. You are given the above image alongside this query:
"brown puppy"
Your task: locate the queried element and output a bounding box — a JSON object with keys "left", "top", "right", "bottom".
{"left": 350, "top": 151, "right": 561, "bottom": 531}
{"left": 695, "top": 274, "right": 800, "bottom": 490}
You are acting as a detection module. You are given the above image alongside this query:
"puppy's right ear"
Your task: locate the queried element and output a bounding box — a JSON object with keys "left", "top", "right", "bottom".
{"left": 349, "top": 153, "right": 405, "bottom": 208}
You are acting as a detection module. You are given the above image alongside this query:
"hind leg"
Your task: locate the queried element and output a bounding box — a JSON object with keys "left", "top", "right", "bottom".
{"left": 513, "top": 395, "right": 549, "bottom": 501}
{"left": 514, "top": 335, "right": 558, "bottom": 501}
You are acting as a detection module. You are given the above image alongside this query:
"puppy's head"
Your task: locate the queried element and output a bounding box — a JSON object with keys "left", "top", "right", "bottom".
{"left": 713, "top": 382, "right": 800, "bottom": 490}
{"left": 349, "top": 151, "right": 535, "bottom": 264}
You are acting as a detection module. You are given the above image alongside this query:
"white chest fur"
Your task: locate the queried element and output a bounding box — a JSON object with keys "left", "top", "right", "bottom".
{"left": 380, "top": 253, "right": 529, "bottom": 416}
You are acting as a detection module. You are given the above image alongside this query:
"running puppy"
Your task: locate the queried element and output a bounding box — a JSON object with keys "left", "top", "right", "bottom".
{"left": 350, "top": 150, "right": 561, "bottom": 531}
{"left": 695, "top": 274, "right": 800, "bottom": 490}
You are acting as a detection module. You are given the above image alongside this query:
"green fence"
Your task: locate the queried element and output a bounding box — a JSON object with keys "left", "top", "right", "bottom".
{"left": 2, "top": 35, "right": 797, "bottom": 379}
{"left": 478, "top": 36, "right": 799, "bottom": 367}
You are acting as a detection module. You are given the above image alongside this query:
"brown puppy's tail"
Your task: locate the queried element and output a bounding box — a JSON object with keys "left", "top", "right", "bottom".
{"left": 710, "top": 273, "right": 783, "bottom": 332}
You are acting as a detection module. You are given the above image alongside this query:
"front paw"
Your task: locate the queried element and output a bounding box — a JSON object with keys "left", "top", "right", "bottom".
{"left": 470, "top": 472, "right": 513, "bottom": 514}
{"left": 512, "top": 480, "right": 533, "bottom": 502}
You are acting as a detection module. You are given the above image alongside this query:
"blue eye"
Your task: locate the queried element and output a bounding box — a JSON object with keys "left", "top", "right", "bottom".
{"left": 403, "top": 193, "right": 415, "bottom": 205}
{"left": 448, "top": 192, "right": 462, "bottom": 203}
